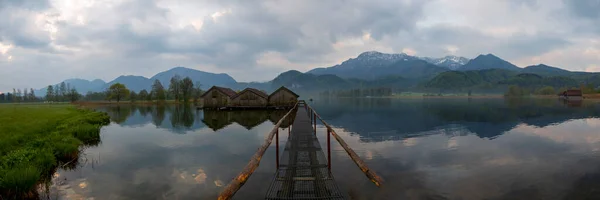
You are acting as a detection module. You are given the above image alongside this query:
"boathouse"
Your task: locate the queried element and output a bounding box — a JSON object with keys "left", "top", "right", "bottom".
{"left": 201, "top": 86, "right": 237, "bottom": 108}
{"left": 559, "top": 89, "right": 583, "bottom": 100}
{"left": 231, "top": 88, "right": 269, "bottom": 107}
{"left": 268, "top": 86, "right": 299, "bottom": 107}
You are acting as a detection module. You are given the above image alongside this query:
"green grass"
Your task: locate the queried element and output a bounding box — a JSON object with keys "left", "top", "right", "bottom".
{"left": 0, "top": 104, "right": 110, "bottom": 198}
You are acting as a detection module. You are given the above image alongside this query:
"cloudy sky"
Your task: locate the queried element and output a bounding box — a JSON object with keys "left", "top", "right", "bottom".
{"left": 0, "top": 0, "right": 599, "bottom": 92}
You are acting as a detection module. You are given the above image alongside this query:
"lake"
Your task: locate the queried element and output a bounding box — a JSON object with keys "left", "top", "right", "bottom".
{"left": 46, "top": 98, "right": 600, "bottom": 200}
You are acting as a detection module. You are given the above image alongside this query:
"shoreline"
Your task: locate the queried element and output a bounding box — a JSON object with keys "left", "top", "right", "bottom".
{"left": 0, "top": 104, "right": 110, "bottom": 198}
{"left": 74, "top": 100, "right": 201, "bottom": 107}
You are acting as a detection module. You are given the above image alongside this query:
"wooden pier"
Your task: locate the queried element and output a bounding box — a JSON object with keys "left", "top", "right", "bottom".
{"left": 265, "top": 103, "right": 344, "bottom": 199}
{"left": 218, "top": 100, "right": 383, "bottom": 200}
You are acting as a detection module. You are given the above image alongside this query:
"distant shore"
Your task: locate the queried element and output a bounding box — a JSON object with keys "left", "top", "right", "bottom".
{"left": 326, "top": 94, "right": 600, "bottom": 100}
{"left": 74, "top": 100, "right": 200, "bottom": 107}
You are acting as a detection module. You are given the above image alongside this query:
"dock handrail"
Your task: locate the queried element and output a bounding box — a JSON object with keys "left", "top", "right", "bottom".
{"left": 218, "top": 102, "right": 299, "bottom": 200}
{"left": 302, "top": 100, "right": 384, "bottom": 187}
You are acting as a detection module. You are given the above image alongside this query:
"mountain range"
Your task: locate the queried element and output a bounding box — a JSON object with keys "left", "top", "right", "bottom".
{"left": 36, "top": 67, "right": 237, "bottom": 96}
{"left": 35, "top": 51, "right": 599, "bottom": 96}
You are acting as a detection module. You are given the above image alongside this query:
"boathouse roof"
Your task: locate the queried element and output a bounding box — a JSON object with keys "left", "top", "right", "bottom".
{"left": 561, "top": 89, "right": 582, "bottom": 96}
{"left": 269, "top": 86, "right": 299, "bottom": 98}
{"left": 201, "top": 86, "right": 238, "bottom": 98}
{"left": 232, "top": 88, "right": 268, "bottom": 99}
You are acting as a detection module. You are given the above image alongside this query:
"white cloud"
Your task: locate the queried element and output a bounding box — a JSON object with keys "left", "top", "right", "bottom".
{"left": 0, "top": 0, "right": 599, "bottom": 91}
{"left": 0, "top": 42, "right": 12, "bottom": 55}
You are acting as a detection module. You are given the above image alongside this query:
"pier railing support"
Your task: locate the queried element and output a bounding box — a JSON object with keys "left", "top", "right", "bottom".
{"left": 327, "top": 127, "right": 331, "bottom": 172}
{"left": 313, "top": 113, "right": 317, "bottom": 135}
{"left": 305, "top": 102, "right": 384, "bottom": 187}
{"left": 276, "top": 128, "right": 279, "bottom": 169}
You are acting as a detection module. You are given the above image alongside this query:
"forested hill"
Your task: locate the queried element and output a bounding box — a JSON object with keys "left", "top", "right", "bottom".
{"left": 34, "top": 51, "right": 600, "bottom": 96}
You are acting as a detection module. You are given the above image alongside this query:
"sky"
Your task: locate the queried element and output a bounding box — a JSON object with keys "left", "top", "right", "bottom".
{"left": 0, "top": 0, "right": 599, "bottom": 92}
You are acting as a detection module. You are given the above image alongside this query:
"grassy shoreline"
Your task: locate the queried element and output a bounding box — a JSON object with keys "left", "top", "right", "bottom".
{"left": 0, "top": 104, "right": 110, "bottom": 199}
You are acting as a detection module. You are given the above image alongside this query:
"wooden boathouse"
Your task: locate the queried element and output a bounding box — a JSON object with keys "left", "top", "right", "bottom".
{"left": 268, "top": 86, "right": 299, "bottom": 107}
{"left": 200, "top": 86, "right": 299, "bottom": 109}
{"left": 200, "top": 86, "right": 238, "bottom": 108}
{"left": 559, "top": 89, "right": 583, "bottom": 100}
{"left": 231, "top": 88, "right": 269, "bottom": 107}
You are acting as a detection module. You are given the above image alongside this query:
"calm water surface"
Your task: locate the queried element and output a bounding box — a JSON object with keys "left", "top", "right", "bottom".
{"left": 48, "top": 98, "right": 600, "bottom": 200}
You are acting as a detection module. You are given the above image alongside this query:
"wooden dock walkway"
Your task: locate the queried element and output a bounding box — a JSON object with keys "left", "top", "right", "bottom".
{"left": 218, "top": 100, "right": 382, "bottom": 200}
{"left": 265, "top": 103, "right": 344, "bottom": 199}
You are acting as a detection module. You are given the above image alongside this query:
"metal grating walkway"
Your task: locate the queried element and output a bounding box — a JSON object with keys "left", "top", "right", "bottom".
{"left": 265, "top": 104, "right": 345, "bottom": 200}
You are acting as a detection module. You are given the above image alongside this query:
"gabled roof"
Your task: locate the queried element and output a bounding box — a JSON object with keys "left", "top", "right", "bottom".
{"left": 563, "top": 89, "right": 582, "bottom": 96}
{"left": 232, "top": 88, "right": 268, "bottom": 99}
{"left": 269, "top": 86, "right": 299, "bottom": 98}
{"left": 201, "top": 86, "right": 238, "bottom": 98}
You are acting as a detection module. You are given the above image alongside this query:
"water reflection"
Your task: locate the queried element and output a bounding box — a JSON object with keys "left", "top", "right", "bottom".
{"left": 313, "top": 98, "right": 600, "bottom": 141}
{"left": 47, "top": 99, "right": 600, "bottom": 200}
{"left": 98, "top": 105, "right": 294, "bottom": 133}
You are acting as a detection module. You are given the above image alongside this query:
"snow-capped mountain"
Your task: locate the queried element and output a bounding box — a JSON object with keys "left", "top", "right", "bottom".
{"left": 354, "top": 51, "right": 417, "bottom": 63}
{"left": 307, "top": 51, "right": 446, "bottom": 80}
{"left": 421, "top": 56, "right": 470, "bottom": 70}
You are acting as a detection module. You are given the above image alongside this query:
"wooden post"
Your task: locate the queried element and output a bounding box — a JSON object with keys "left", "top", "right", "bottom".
{"left": 276, "top": 128, "right": 279, "bottom": 169}
{"left": 313, "top": 113, "right": 316, "bottom": 134}
{"left": 327, "top": 128, "right": 331, "bottom": 172}
{"left": 307, "top": 104, "right": 384, "bottom": 187}
{"left": 288, "top": 125, "right": 291, "bottom": 136}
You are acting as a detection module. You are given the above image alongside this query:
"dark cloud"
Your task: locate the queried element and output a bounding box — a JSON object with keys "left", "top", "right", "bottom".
{"left": 564, "top": 0, "right": 600, "bottom": 19}
{"left": 1, "top": 0, "right": 599, "bottom": 91}
{"left": 563, "top": 0, "right": 600, "bottom": 33}
{"left": 402, "top": 25, "right": 570, "bottom": 60}
{"left": 0, "top": 0, "right": 50, "bottom": 10}
{"left": 0, "top": 9, "right": 52, "bottom": 48}
{"left": 506, "top": 0, "right": 539, "bottom": 8}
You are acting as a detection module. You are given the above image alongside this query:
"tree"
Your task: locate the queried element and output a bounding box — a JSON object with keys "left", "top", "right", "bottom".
{"left": 536, "top": 86, "right": 556, "bottom": 95}
{"left": 193, "top": 81, "right": 203, "bottom": 104}
{"left": 169, "top": 75, "right": 182, "bottom": 101}
{"left": 16, "top": 89, "right": 22, "bottom": 102}
{"left": 46, "top": 85, "right": 54, "bottom": 101}
{"left": 68, "top": 87, "right": 80, "bottom": 102}
{"left": 139, "top": 89, "right": 149, "bottom": 102}
{"left": 180, "top": 77, "right": 194, "bottom": 103}
{"left": 84, "top": 91, "right": 107, "bottom": 101}
{"left": 29, "top": 88, "right": 35, "bottom": 102}
{"left": 54, "top": 84, "right": 60, "bottom": 101}
{"left": 129, "top": 91, "right": 137, "bottom": 102}
{"left": 108, "top": 83, "right": 130, "bottom": 102}
{"left": 23, "top": 88, "right": 28, "bottom": 102}
{"left": 152, "top": 79, "right": 166, "bottom": 102}
{"left": 59, "top": 82, "right": 67, "bottom": 101}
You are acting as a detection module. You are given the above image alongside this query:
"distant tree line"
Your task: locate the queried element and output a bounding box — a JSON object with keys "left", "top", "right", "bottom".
{"left": 83, "top": 75, "right": 204, "bottom": 104}
{"left": 0, "top": 88, "right": 38, "bottom": 103}
{"left": 505, "top": 84, "right": 600, "bottom": 97}
{"left": 1, "top": 76, "right": 204, "bottom": 104}
{"left": 0, "top": 81, "right": 83, "bottom": 103}
{"left": 45, "top": 82, "right": 82, "bottom": 102}
{"left": 319, "top": 87, "right": 393, "bottom": 97}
